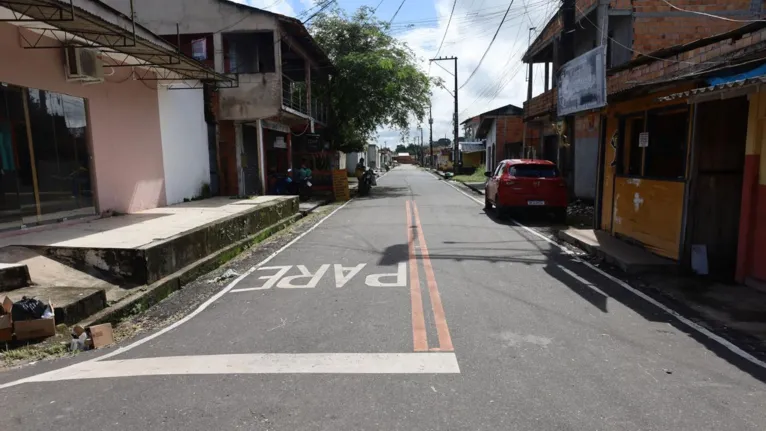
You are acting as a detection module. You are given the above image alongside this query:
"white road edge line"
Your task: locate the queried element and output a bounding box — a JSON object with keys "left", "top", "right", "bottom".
{"left": 0, "top": 198, "right": 356, "bottom": 390}
{"left": 19, "top": 353, "right": 461, "bottom": 382}
{"left": 431, "top": 170, "right": 766, "bottom": 370}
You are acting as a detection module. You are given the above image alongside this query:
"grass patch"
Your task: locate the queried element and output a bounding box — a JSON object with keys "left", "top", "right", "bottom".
{"left": 452, "top": 164, "right": 487, "bottom": 183}
{"left": 1, "top": 341, "right": 73, "bottom": 366}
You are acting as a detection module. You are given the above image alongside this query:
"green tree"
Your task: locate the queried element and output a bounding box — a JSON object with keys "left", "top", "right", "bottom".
{"left": 311, "top": 7, "right": 436, "bottom": 153}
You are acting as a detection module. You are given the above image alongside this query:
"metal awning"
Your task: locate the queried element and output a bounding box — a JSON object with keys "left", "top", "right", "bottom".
{"left": 459, "top": 142, "right": 485, "bottom": 154}
{"left": 0, "top": 0, "right": 236, "bottom": 87}
{"left": 658, "top": 75, "right": 766, "bottom": 103}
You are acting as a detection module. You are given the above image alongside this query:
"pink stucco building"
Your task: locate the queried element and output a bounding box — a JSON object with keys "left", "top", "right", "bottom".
{"left": 0, "top": 0, "right": 232, "bottom": 230}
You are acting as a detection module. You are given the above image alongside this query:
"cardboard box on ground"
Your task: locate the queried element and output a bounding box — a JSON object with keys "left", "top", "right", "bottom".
{"left": 0, "top": 297, "right": 13, "bottom": 342}
{"left": 0, "top": 296, "right": 56, "bottom": 342}
{"left": 71, "top": 323, "right": 114, "bottom": 351}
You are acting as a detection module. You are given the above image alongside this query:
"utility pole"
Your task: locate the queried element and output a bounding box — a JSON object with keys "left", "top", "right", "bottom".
{"left": 429, "top": 104, "right": 434, "bottom": 168}
{"left": 419, "top": 126, "right": 424, "bottom": 166}
{"left": 561, "top": 0, "right": 576, "bottom": 179}
{"left": 429, "top": 56, "right": 458, "bottom": 170}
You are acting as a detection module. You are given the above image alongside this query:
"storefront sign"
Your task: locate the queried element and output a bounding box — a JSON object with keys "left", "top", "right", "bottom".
{"left": 558, "top": 45, "right": 607, "bottom": 116}
{"left": 262, "top": 120, "right": 290, "bottom": 134}
{"left": 191, "top": 38, "right": 207, "bottom": 61}
{"left": 639, "top": 132, "right": 649, "bottom": 148}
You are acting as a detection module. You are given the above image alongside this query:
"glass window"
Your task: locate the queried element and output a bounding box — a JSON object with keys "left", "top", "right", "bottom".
{"left": 510, "top": 164, "right": 560, "bottom": 178}
{"left": 618, "top": 106, "right": 689, "bottom": 180}
{"left": 626, "top": 117, "right": 644, "bottom": 176}
{"left": 26, "top": 89, "right": 93, "bottom": 220}
{"left": 645, "top": 109, "right": 688, "bottom": 179}
{"left": 493, "top": 162, "right": 504, "bottom": 176}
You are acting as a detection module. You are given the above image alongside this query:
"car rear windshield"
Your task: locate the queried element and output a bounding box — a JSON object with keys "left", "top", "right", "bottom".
{"left": 510, "top": 164, "right": 560, "bottom": 178}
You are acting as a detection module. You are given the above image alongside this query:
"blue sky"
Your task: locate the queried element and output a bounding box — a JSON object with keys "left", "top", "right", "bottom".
{"left": 238, "top": 0, "right": 556, "bottom": 147}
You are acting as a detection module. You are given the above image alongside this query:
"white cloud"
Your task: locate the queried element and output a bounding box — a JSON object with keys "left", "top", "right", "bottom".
{"left": 375, "top": 0, "right": 557, "bottom": 148}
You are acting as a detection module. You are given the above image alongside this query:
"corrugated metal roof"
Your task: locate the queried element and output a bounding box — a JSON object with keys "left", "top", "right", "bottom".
{"left": 657, "top": 75, "right": 766, "bottom": 102}
{"left": 459, "top": 142, "right": 485, "bottom": 154}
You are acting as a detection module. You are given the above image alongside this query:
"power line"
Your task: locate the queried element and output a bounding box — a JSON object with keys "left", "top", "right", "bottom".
{"left": 389, "top": 0, "right": 407, "bottom": 24}
{"left": 302, "top": 0, "right": 335, "bottom": 24}
{"left": 660, "top": 0, "right": 766, "bottom": 23}
{"left": 433, "top": 60, "right": 455, "bottom": 76}
{"left": 373, "top": 0, "right": 386, "bottom": 13}
{"left": 573, "top": 3, "right": 723, "bottom": 66}
{"left": 434, "top": 0, "right": 458, "bottom": 57}
{"left": 459, "top": 0, "right": 515, "bottom": 90}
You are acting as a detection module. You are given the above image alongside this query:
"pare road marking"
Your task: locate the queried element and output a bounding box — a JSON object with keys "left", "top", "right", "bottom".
{"left": 230, "top": 263, "right": 408, "bottom": 293}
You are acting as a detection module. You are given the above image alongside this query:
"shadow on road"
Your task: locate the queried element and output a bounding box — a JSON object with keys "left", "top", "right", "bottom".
{"left": 355, "top": 186, "right": 412, "bottom": 200}
{"left": 382, "top": 203, "right": 766, "bottom": 384}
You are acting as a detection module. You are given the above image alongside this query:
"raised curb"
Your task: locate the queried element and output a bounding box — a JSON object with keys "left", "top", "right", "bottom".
{"left": 79, "top": 213, "right": 302, "bottom": 327}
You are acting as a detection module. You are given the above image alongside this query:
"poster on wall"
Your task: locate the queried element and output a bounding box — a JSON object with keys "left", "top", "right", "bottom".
{"left": 191, "top": 38, "right": 207, "bottom": 61}
{"left": 558, "top": 45, "right": 607, "bottom": 117}
{"left": 274, "top": 136, "right": 287, "bottom": 149}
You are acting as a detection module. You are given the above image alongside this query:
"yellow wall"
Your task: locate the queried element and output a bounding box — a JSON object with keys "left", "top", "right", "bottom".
{"left": 612, "top": 178, "right": 685, "bottom": 259}
{"left": 599, "top": 85, "right": 694, "bottom": 260}
{"left": 463, "top": 152, "right": 483, "bottom": 168}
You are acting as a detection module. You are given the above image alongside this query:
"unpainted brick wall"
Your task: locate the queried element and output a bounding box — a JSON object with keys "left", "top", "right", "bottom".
{"left": 523, "top": 88, "right": 558, "bottom": 119}
{"left": 494, "top": 116, "right": 525, "bottom": 162}
{"left": 609, "top": 27, "right": 766, "bottom": 95}
{"left": 633, "top": 0, "right": 755, "bottom": 55}
{"left": 526, "top": 0, "right": 630, "bottom": 59}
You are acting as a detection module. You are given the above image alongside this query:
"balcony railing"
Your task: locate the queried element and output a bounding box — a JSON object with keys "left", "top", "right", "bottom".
{"left": 282, "top": 74, "right": 329, "bottom": 123}
{"left": 282, "top": 74, "right": 308, "bottom": 115}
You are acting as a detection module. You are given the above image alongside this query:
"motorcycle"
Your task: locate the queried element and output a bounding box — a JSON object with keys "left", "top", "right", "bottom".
{"left": 358, "top": 168, "right": 375, "bottom": 196}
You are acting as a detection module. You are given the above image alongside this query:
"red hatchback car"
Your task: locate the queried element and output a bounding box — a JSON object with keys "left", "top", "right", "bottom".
{"left": 484, "top": 159, "right": 568, "bottom": 222}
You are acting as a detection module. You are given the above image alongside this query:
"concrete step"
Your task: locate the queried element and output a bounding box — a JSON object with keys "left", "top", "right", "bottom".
{"left": 558, "top": 228, "right": 676, "bottom": 274}
{"left": 6, "top": 285, "right": 107, "bottom": 325}
{"left": 0, "top": 262, "right": 31, "bottom": 291}
{"left": 30, "top": 197, "right": 300, "bottom": 286}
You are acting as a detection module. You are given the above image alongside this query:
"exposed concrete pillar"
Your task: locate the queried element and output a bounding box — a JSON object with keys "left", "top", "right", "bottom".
{"left": 257, "top": 119, "right": 266, "bottom": 195}
{"left": 235, "top": 123, "right": 244, "bottom": 196}
{"left": 213, "top": 33, "right": 224, "bottom": 74}
{"left": 527, "top": 62, "right": 533, "bottom": 101}
{"left": 287, "top": 132, "right": 293, "bottom": 171}
{"left": 306, "top": 60, "right": 312, "bottom": 117}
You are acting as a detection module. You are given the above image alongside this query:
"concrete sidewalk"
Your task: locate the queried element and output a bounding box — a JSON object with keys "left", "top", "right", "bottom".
{"left": 0, "top": 196, "right": 300, "bottom": 325}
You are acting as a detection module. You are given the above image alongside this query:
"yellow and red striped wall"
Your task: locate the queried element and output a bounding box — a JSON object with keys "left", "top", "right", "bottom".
{"left": 737, "top": 91, "right": 766, "bottom": 284}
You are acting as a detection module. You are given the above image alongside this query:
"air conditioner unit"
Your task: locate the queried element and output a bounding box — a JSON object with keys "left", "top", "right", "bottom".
{"left": 64, "top": 47, "right": 104, "bottom": 82}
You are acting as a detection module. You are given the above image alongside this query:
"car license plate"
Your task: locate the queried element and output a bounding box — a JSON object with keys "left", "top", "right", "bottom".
{"left": 527, "top": 200, "right": 545, "bottom": 206}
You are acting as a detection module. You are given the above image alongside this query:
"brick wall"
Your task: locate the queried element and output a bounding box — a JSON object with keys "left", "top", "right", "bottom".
{"left": 633, "top": 0, "right": 754, "bottom": 55}
{"left": 575, "top": 112, "right": 600, "bottom": 139}
{"left": 526, "top": 0, "right": 632, "bottom": 60}
{"left": 494, "top": 116, "right": 525, "bottom": 162}
{"left": 523, "top": 88, "right": 558, "bottom": 119}
{"left": 609, "top": 27, "right": 766, "bottom": 95}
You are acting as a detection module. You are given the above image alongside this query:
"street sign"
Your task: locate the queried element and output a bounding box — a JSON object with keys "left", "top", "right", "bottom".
{"left": 639, "top": 132, "right": 649, "bottom": 148}
{"left": 558, "top": 45, "right": 607, "bottom": 116}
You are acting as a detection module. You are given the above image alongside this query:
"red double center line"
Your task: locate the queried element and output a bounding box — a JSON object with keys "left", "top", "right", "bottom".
{"left": 406, "top": 200, "right": 454, "bottom": 352}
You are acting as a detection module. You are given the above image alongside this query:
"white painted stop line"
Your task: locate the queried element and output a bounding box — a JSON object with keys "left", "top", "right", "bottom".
{"left": 13, "top": 353, "right": 460, "bottom": 383}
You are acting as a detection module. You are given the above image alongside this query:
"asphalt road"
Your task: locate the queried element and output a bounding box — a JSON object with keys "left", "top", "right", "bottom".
{"left": 2, "top": 165, "right": 766, "bottom": 430}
